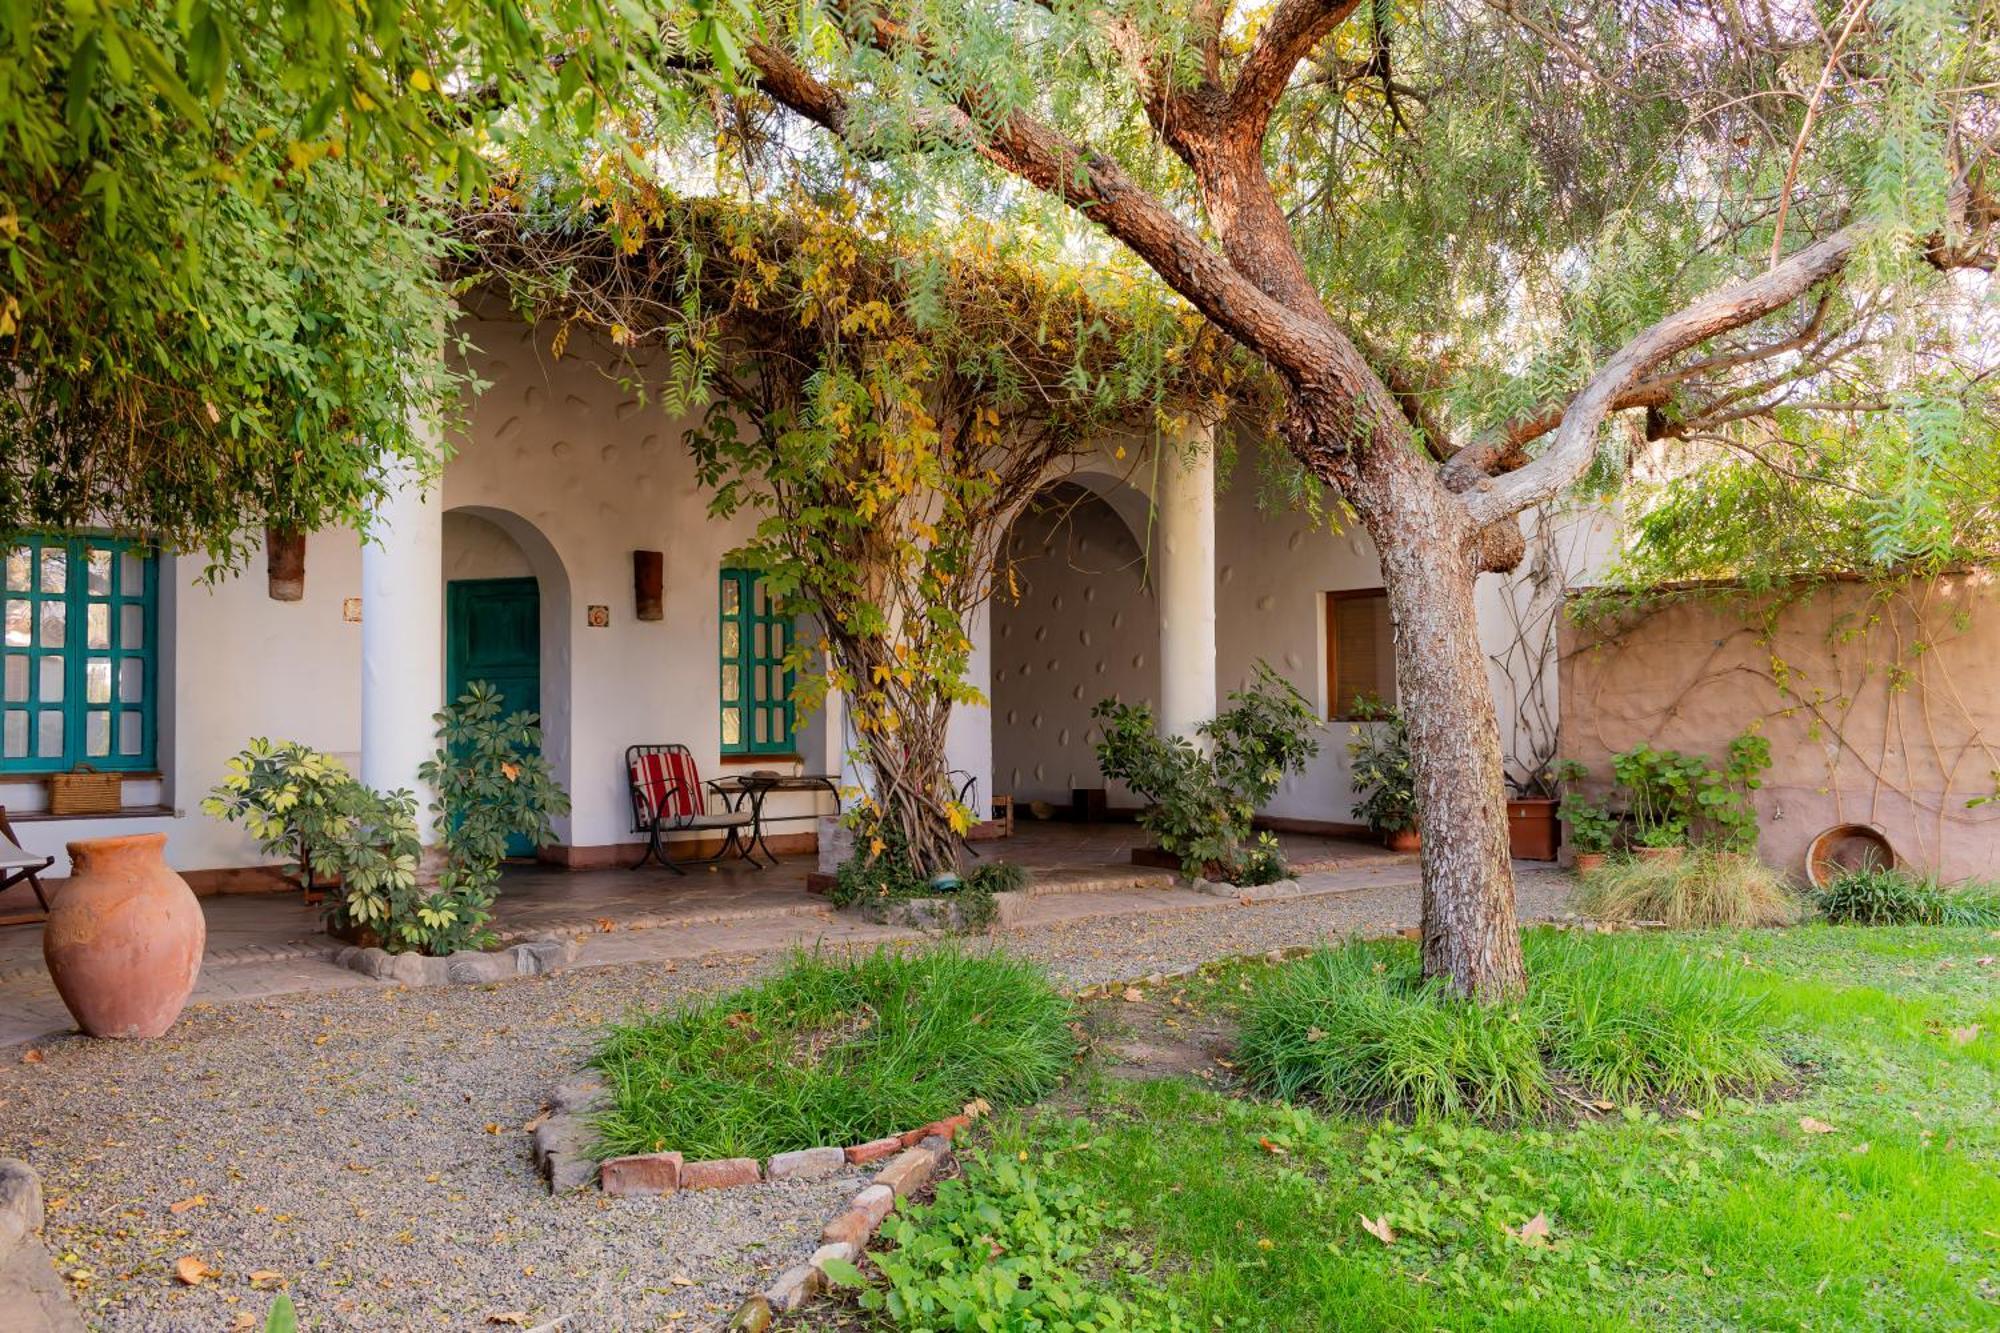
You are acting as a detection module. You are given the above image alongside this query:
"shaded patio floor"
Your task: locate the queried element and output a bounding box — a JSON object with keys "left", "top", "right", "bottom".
{"left": 0, "top": 820, "right": 1395, "bottom": 980}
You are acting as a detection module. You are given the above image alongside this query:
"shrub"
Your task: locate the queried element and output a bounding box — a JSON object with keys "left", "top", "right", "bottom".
{"left": 827, "top": 1147, "right": 1184, "bottom": 1330}
{"left": 1608, "top": 732, "right": 1771, "bottom": 852}
{"left": 1093, "top": 662, "right": 1319, "bottom": 879}
{"left": 1816, "top": 867, "right": 2000, "bottom": 927}
{"left": 1570, "top": 847, "right": 1799, "bottom": 928}
{"left": 1239, "top": 934, "right": 1786, "bottom": 1120}
{"left": 592, "top": 946, "right": 1076, "bottom": 1161}
{"left": 827, "top": 823, "right": 1011, "bottom": 931}
{"left": 1553, "top": 760, "right": 1617, "bottom": 854}
{"left": 1235, "top": 831, "right": 1289, "bottom": 886}
{"left": 1346, "top": 698, "right": 1416, "bottom": 838}
{"left": 202, "top": 740, "right": 366, "bottom": 894}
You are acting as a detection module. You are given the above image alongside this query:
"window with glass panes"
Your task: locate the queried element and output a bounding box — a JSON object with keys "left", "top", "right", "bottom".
{"left": 2, "top": 536, "right": 158, "bottom": 772}
{"left": 718, "top": 569, "right": 795, "bottom": 755}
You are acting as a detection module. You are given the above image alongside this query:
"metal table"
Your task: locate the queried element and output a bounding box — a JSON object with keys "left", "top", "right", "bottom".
{"left": 712, "top": 773, "right": 840, "bottom": 867}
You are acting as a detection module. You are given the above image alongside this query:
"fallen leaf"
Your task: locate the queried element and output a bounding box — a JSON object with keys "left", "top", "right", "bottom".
{"left": 230, "top": 1314, "right": 258, "bottom": 1332}
{"left": 1359, "top": 1214, "right": 1396, "bottom": 1246}
{"left": 1948, "top": 1024, "right": 1982, "bottom": 1046}
{"left": 169, "top": 1195, "right": 206, "bottom": 1215}
{"left": 248, "top": 1270, "right": 284, "bottom": 1290}
{"left": 1681, "top": 1107, "right": 1704, "bottom": 1121}
{"left": 486, "top": 1314, "right": 529, "bottom": 1327}
{"left": 523, "top": 1112, "right": 550, "bottom": 1134}
{"left": 669, "top": 1275, "right": 695, "bottom": 1287}
{"left": 484, "top": 1123, "right": 503, "bottom": 1135}
{"left": 1512, "top": 1213, "right": 1553, "bottom": 1248}
{"left": 1123, "top": 987, "right": 1145, "bottom": 1003}
{"left": 1257, "top": 1137, "right": 1288, "bottom": 1156}
{"left": 174, "top": 1256, "right": 218, "bottom": 1286}
{"left": 596, "top": 917, "right": 616, "bottom": 933}
{"left": 1799, "top": 1117, "right": 1837, "bottom": 1135}
{"left": 20, "top": 1048, "right": 43, "bottom": 1064}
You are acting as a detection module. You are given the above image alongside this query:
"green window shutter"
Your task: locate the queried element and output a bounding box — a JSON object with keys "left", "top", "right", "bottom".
{"left": 2, "top": 534, "right": 158, "bottom": 773}
{"left": 718, "top": 568, "right": 795, "bottom": 755}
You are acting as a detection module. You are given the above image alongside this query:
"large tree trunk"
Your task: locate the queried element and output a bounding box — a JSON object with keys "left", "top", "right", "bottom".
{"left": 1357, "top": 462, "right": 1527, "bottom": 1001}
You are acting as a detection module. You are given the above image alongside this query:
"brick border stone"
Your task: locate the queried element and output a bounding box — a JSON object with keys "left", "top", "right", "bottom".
{"left": 335, "top": 935, "right": 579, "bottom": 986}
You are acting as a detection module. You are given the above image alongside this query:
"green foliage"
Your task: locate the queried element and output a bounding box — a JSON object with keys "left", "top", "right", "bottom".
{"left": 826, "top": 822, "right": 1007, "bottom": 932}
{"left": 0, "top": 0, "right": 748, "bottom": 565}
{"left": 1235, "top": 832, "right": 1291, "bottom": 887}
{"left": 591, "top": 946, "right": 1076, "bottom": 1161}
{"left": 262, "top": 1292, "right": 296, "bottom": 1333}
{"left": 201, "top": 740, "right": 360, "bottom": 891}
{"left": 836, "top": 1148, "right": 1186, "bottom": 1331}
{"left": 302, "top": 783, "right": 427, "bottom": 948}
{"left": 419, "top": 679, "right": 569, "bottom": 908}
{"left": 1571, "top": 848, "right": 1801, "bottom": 929}
{"left": 1092, "top": 662, "right": 1319, "bottom": 880}
{"left": 1817, "top": 867, "right": 2000, "bottom": 927}
{"left": 1239, "top": 933, "right": 1785, "bottom": 1121}
{"left": 1346, "top": 698, "right": 1416, "bottom": 838}
{"left": 1553, "top": 760, "right": 1617, "bottom": 854}
{"left": 1609, "top": 732, "right": 1770, "bottom": 852}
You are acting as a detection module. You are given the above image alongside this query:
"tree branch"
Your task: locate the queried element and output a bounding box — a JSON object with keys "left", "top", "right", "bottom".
{"left": 1460, "top": 220, "right": 1876, "bottom": 526}
{"left": 1228, "top": 0, "right": 1366, "bottom": 136}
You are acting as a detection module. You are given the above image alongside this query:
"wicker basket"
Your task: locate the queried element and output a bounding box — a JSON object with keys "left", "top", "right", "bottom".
{"left": 48, "top": 766, "right": 123, "bottom": 816}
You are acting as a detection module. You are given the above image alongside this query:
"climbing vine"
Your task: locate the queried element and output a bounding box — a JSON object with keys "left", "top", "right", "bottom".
{"left": 461, "top": 190, "right": 1256, "bottom": 872}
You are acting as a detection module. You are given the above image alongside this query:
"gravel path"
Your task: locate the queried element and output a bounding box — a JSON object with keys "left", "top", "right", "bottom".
{"left": 0, "top": 870, "right": 1575, "bottom": 1332}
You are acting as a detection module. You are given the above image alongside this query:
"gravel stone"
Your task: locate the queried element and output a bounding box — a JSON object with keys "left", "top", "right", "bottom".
{"left": 0, "top": 869, "right": 1572, "bottom": 1331}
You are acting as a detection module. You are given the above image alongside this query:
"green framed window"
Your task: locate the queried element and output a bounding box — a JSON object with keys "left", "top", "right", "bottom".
{"left": 2, "top": 535, "right": 159, "bottom": 773}
{"left": 718, "top": 568, "right": 795, "bottom": 755}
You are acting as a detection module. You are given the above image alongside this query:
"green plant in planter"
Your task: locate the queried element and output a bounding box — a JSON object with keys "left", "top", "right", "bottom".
{"left": 1092, "top": 663, "right": 1320, "bottom": 880}
{"left": 202, "top": 740, "right": 362, "bottom": 893}
{"left": 1695, "top": 732, "right": 1772, "bottom": 853}
{"left": 1610, "top": 742, "right": 1705, "bottom": 849}
{"left": 1552, "top": 759, "right": 1617, "bottom": 854}
{"left": 414, "top": 681, "right": 571, "bottom": 953}
{"left": 1346, "top": 698, "right": 1416, "bottom": 839}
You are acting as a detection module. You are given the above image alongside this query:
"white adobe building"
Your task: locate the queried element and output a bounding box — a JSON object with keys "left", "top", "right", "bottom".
{"left": 0, "top": 316, "right": 1560, "bottom": 885}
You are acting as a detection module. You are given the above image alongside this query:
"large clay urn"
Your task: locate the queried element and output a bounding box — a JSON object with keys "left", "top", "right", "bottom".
{"left": 43, "top": 834, "right": 204, "bottom": 1038}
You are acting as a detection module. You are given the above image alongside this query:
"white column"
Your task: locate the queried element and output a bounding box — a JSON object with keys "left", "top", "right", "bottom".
{"left": 945, "top": 601, "right": 994, "bottom": 815}
{"left": 1156, "top": 429, "right": 1218, "bottom": 740}
{"left": 361, "top": 460, "right": 444, "bottom": 832}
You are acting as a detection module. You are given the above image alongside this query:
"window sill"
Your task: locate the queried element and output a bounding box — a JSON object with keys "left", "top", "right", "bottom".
{"left": 8, "top": 804, "right": 175, "bottom": 824}
{"left": 0, "top": 770, "right": 163, "bottom": 782}
{"left": 719, "top": 753, "right": 804, "bottom": 767}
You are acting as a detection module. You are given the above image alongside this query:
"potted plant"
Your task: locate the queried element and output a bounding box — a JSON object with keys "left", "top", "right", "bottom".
{"left": 1347, "top": 699, "right": 1418, "bottom": 851}
{"left": 1612, "top": 743, "right": 1700, "bottom": 863}
{"left": 1506, "top": 766, "right": 1561, "bottom": 861}
{"left": 1553, "top": 760, "right": 1616, "bottom": 873}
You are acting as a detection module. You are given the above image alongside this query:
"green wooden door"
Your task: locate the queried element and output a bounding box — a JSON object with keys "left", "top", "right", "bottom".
{"left": 446, "top": 577, "right": 541, "bottom": 857}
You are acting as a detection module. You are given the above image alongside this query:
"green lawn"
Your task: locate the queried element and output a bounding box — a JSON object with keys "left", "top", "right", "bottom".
{"left": 873, "top": 926, "right": 2000, "bottom": 1330}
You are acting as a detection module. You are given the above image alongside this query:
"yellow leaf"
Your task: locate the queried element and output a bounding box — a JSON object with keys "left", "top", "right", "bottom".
{"left": 248, "top": 1270, "right": 284, "bottom": 1290}
{"left": 1358, "top": 1214, "right": 1396, "bottom": 1246}
{"left": 169, "top": 1195, "right": 205, "bottom": 1215}
{"left": 1799, "top": 1116, "right": 1837, "bottom": 1135}
{"left": 1511, "top": 1213, "right": 1552, "bottom": 1248}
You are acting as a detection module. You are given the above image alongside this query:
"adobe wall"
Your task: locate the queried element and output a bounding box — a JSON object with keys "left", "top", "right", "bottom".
{"left": 1559, "top": 573, "right": 2000, "bottom": 880}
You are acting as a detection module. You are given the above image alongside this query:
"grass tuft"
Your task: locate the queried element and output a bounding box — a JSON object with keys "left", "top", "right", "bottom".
{"left": 1816, "top": 867, "right": 2000, "bottom": 927}
{"left": 591, "top": 945, "right": 1075, "bottom": 1160}
{"left": 1239, "top": 932, "right": 1786, "bottom": 1120}
{"left": 1237, "top": 944, "right": 1550, "bottom": 1121}
{"left": 1571, "top": 847, "right": 1800, "bottom": 928}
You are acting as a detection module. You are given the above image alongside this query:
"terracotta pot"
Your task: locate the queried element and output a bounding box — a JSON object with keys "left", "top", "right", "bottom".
{"left": 1573, "top": 851, "right": 1609, "bottom": 875}
{"left": 1507, "top": 798, "right": 1560, "bottom": 861}
{"left": 1634, "top": 845, "right": 1684, "bottom": 866}
{"left": 1386, "top": 828, "right": 1421, "bottom": 854}
{"left": 43, "top": 834, "right": 204, "bottom": 1039}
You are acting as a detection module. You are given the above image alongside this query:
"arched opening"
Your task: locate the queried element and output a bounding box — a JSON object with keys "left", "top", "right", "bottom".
{"left": 442, "top": 506, "right": 575, "bottom": 846}
{"left": 991, "top": 478, "right": 1157, "bottom": 812}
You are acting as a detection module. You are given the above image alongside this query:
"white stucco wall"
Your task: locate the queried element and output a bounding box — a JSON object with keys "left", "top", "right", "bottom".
{"left": 1, "top": 529, "right": 365, "bottom": 877}
{"left": 993, "top": 483, "right": 1158, "bottom": 806}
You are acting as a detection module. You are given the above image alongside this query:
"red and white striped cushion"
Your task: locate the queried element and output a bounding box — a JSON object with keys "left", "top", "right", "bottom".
{"left": 630, "top": 750, "right": 706, "bottom": 822}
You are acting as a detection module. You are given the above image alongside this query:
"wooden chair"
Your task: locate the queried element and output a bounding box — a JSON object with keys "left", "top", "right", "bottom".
{"left": 0, "top": 807, "right": 55, "bottom": 926}
{"left": 625, "top": 744, "right": 756, "bottom": 873}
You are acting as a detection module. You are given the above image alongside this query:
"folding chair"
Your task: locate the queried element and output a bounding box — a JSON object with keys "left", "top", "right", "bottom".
{"left": 0, "top": 807, "right": 55, "bottom": 925}
{"left": 626, "top": 744, "right": 756, "bottom": 873}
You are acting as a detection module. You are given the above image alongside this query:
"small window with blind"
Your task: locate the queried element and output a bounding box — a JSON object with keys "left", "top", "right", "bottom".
{"left": 1324, "top": 590, "right": 1396, "bottom": 720}
{"left": 718, "top": 568, "right": 796, "bottom": 755}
